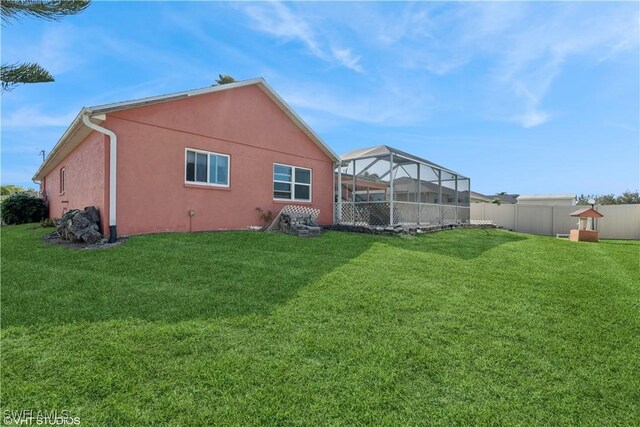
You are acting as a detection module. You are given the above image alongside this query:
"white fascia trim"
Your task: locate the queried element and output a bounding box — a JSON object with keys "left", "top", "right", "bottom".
{"left": 87, "top": 78, "right": 267, "bottom": 115}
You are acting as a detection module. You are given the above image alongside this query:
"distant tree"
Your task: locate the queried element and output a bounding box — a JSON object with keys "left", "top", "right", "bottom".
{"left": 1, "top": 0, "right": 90, "bottom": 91}
{"left": 617, "top": 190, "right": 639, "bottom": 205}
{"left": 496, "top": 191, "right": 507, "bottom": 196}
{"left": 491, "top": 198, "right": 502, "bottom": 205}
{"left": 214, "top": 74, "right": 236, "bottom": 85}
{"left": 360, "top": 171, "right": 380, "bottom": 178}
{"left": 1, "top": 184, "right": 27, "bottom": 196}
{"left": 578, "top": 191, "right": 639, "bottom": 205}
{"left": 596, "top": 194, "right": 618, "bottom": 205}
{"left": 577, "top": 194, "right": 596, "bottom": 205}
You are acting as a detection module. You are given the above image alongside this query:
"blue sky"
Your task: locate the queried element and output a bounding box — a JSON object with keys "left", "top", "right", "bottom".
{"left": 2, "top": 1, "right": 638, "bottom": 195}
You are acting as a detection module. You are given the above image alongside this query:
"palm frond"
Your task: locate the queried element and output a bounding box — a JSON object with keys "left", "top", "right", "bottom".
{"left": 1, "top": 62, "right": 54, "bottom": 91}
{"left": 1, "top": 1, "right": 90, "bottom": 24}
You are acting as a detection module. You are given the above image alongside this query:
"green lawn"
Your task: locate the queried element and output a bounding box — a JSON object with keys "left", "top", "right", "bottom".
{"left": 1, "top": 225, "right": 638, "bottom": 426}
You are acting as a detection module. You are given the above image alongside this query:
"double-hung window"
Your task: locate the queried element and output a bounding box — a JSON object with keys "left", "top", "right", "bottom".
{"left": 273, "top": 163, "right": 311, "bottom": 201}
{"left": 185, "top": 148, "right": 230, "bottom": 187}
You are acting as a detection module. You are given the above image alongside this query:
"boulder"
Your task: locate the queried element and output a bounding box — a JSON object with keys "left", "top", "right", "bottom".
{"left": 81, "top": 228, "right": 103, "bottom": 244}
{"left": 55, "top": 206, "right": 104, "bottom": 244}
{"left": 69, "top": 215, "right": 91, "bottom": 236}
{"left": 83, "top": 206, "right": 100, "bottom": 225}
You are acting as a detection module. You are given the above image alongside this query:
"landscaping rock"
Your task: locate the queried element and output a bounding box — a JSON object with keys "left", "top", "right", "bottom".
{"left": 327, "top": 223, "right": 502, "bottom": 235}
{"left": 81, "top": 228, "right": 103, "bottom": 244}
{"left": 83, "top": 206, "right": 100, "bottom": 224}
{"left": 69, "top": 215, "right": 91, "bottom": 236}
{"left": 55, "top": 206, "right": 103, "bottom": 243}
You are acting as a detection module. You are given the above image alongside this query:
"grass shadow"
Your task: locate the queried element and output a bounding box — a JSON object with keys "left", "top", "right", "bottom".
{"left": 1, "top": 226, "right": 525, "bottom": 328}
{"left": 1, "top": 227, "right": 375, "bottom": 327}
{"left": 381, "top": 228, "right": 528, "bottom": 260}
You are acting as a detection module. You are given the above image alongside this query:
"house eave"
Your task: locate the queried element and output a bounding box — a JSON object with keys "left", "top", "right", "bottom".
{"left": 86, "top": 79, "right": 265, "bottom": 115}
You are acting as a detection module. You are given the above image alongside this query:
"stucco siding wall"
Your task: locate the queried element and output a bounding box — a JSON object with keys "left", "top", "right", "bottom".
{"left": 104, "top": 85, "right": 334, "bottom": 235}
{"left": 42, "top": 131, "right": 107, "bottom": 234}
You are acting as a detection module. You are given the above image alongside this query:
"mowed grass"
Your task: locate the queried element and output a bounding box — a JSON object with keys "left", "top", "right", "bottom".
{"left": 1, "top": 225, "right": 639, "bottom": 426}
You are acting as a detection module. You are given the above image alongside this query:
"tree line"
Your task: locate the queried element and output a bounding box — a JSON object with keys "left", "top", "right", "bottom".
{"left": 577, "top": 191, "right": 639, "bottom": 205}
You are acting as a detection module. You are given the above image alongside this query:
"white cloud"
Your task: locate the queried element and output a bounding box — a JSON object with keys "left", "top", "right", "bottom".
{"left": 277, "top": 78, "right": 431, "bottom": 127}
{"left": 2, "top": 24, "right": 85, "bottom": 76}
{"left": 162, "top": 10, "right": 278, "bottom": 77}
{"left": 240, "top": 1, "right": 365, "bottom": 73}
{"left": 330, "top": 2, "right": 432, "bottom": 47}
{"left": 330, "top": 48, "right": 363, "bottom": 73}
{"left": 380, "top": 2, "right": 638, "bottom": 127}
{"left": 515, "top": 111, "right": 550, "bottom": 128}
{"left": 415, "top": 55, "right": 470, "bottom": 76}
{"left": 243, "top": 1, "right": 322, "bottom": 56}
{"left": 2, "top": 107, "right": 78, "bottom": 129}
{"left": 241, "top": 2, "right": 637, "bottom": 129}
{"left": 474, "top": 3, "right": 639, "bottom": 127}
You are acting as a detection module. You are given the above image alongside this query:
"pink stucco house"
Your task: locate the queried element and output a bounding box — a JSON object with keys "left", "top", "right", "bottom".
{"left": 33, "top": 78, "right": 340, "bottom": 241}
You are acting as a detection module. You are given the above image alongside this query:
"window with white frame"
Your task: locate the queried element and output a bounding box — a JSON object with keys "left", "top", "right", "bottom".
{"left": 273, "top": 164, "right": 311, "bottom": 201}
{"left": 59, "top": 167, "right": 65, "bottom": 194}
{"left": 185, "top": 149, "right": 229, "bottom": 186}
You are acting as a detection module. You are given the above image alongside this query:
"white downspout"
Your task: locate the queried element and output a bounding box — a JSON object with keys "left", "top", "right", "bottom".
{"left": 337, "top": 162, "right": 342, "bottom": 224}
{"left": 82, "top": 114, "right": 117, "bottom": 242}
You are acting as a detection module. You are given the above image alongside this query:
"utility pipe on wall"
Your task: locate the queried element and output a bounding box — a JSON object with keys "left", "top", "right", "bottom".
{"left": 81, "top": 114, "right": 117, "bottom": 243}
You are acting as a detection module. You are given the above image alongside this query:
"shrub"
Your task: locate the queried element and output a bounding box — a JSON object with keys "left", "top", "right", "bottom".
{"left": 255, "top": 207, "right": 273, "bottom": 228}
{"left": 1, "top": 193, "right": 47, "bottom": 225}
{"left": 40, "top": 218, "right": 56, "bottom": 228}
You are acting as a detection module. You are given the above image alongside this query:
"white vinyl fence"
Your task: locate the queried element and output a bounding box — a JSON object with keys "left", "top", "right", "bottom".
{"left": 471, "top": 204, "right": 640, "bottom": 240}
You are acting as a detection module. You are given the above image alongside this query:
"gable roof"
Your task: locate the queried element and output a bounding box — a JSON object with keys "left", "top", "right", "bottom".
{"left": 485, "top": 193, "right": 519, "bottom": 204}
{"left": 570, "top": 207, "right": 604, "bottom": 218}
{"left": 33, "top": 78, "right": 339, "bottom": 181}
{"left": 517, "top": 194, "right": 576, "bottom": 200}
{"left": 470, "top": 191, "right": 493, "bottom": 202}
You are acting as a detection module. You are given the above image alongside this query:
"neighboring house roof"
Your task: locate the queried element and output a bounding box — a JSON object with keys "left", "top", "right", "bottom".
{"left": 33, "top": 78, "right": 339, "bottom": 181}
{"left": 570, "top": 207, "right": 604, "bottom": 218}
{"left": 484, "top": 193, "right": 519, "bottom": 204}
{"left": 517, "top": 194, "right": 576, "bottom": 201}
{"left": 470, "top": 191, "right": 492, "bottom": 202}
{"left": 340, "top": 145, "right": 467, "bottom": 178}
